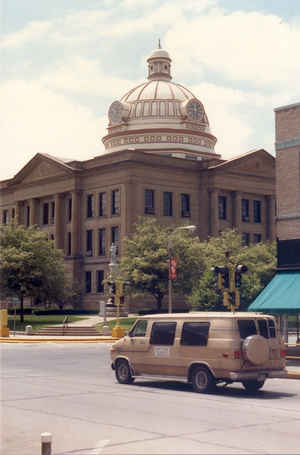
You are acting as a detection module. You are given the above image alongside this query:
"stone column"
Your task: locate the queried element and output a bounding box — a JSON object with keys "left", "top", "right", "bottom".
{"left": 210, "top": 189, "right": 219, "bottom": 237}
{"left": 55, "top": 193, "right": 65, "bottom": 250}
{"left": 232, "top": 191, "right": 242, "bottom": 231}
{"left": 15, "top": 201, "right": 24, "bottom": 225}
{"left": 29, "top": 198, "right": 39, "bottom": 226}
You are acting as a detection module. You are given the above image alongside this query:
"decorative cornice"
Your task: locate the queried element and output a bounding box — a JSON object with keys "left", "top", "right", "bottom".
{"left": 275, "top": 137, "right": 300, "bottom": 151}
{"left": 277, "top": 213, "right": 300, "bottom": 221}
{"left": 274, "top": 102, "right": 300, "bottom": 112}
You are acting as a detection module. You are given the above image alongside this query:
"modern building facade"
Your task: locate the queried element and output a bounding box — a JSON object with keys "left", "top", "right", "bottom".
{"left": 0, "top": 45, "right": 276, "bottom": 310}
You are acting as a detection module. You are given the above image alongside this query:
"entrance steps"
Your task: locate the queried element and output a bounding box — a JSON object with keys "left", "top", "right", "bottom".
{"left": 35, "top": 326, "right": 100, "bottom": 336}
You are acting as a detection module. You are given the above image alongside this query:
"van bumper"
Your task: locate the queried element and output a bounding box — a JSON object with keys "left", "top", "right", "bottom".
{"left": 229, "top": 369, "right": 287, "bottom": 381}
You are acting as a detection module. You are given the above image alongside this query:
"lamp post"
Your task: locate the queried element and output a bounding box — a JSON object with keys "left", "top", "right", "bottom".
{"left": 168, "top": 225, "right": 196, "bottom": 314}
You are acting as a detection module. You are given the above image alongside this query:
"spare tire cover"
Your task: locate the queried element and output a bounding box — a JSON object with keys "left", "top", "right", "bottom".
{"left": 242, "top": 335, "right": 269, "bottom": 365}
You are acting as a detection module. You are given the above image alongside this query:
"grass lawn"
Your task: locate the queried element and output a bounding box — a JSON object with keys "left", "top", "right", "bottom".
{"left": 7, "top": 314, "right": 87, "bottom": 333}
{"left": 95, "top": 317, "right": 137, "bottom": 334}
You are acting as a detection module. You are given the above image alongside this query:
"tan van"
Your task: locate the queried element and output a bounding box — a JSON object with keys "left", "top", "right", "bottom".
{"left": 111, "top": 312, "right": 287, "bottom": 393}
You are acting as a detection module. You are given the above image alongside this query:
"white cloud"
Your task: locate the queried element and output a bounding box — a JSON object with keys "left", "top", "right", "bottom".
{"left": 0, "top": 80, "right": 106, "bottom": 180}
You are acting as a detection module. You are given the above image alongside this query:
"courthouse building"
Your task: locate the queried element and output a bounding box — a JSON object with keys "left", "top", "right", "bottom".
{"left": 0, "top": 45, "right": 276, "bottom": 309}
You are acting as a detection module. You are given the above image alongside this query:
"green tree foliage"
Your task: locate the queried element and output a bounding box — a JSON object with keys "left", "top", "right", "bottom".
{"left": 120, "top": 217, "right": 204, "bottom": 311}
{"left": 189, "top": 230, "right": 276, "bottom": 311}
{"left": 0, "top": 223, "right": 74, "bottom": 322}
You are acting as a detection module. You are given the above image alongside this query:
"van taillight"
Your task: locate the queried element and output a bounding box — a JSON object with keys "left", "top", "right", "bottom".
{"left": 234, "top": 351, "right": 240, "bottom": 359}
{"left": 280, "top": 349, "right": 286, "bottom": 357}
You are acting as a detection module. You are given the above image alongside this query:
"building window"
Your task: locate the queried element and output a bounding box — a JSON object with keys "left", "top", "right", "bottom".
{"left": 163, "top": 192, "right": 173, "bottom": 216}
{"left": 242, "top": 232, "right": 250, "bottom": 246}
{"left": 181, "top": 194, "right": 190, "bottom": 217}
{"left": 67, "top": 198, "right": 72, "bottom": 222}
{"left": 85, "top": 271, "right": 92, "bottom": 293}
{"left": 111, "top": 226, "right": 119, "bottom": 254}
{"left": 87, "top": 194, "right": 93, "bottom": 218}
{"left": 253, "top": 233, "right": 262, "bottom": 244}
{"left": 43, "top": 203, "right": 49, "bottom": 225}
{"left": 97, "top": 270, "right": 105, "bottom": 293}
{"left": 112, "top": 189, "right": 120, "bottom": 215}
{"left": 218, "top": 196, "right": 227, "bottom": 220}
{"left": 241, "top": 199, "right": 250, "bottom": 222}
{"left": 98, "top": 228, "right": 106, "bottom": 256}
{"left": 99, "top": 192, "right": 107, "bottom": 217}
{"left": 26, "top": 206, "right": 30, "bottom": 227}
{"left": 254, "top": 200, "right": 261, "bottom": 223}
{"left": 2, "top": 210, "right": 8, "bottom": 225}
{"left": 86, "top": 229, "right": 93, "bottom": 256}
{"left": 50, "top": 201, "right": 55, "bottom": 224}
{"left": 11, "top": 208, "right": 15, "bottom": 219}
{"left": 144, "top": 189, "right": 155, "bottom": 215}
{"left": 67, "top": 232, "right": 72, "bottom": 256}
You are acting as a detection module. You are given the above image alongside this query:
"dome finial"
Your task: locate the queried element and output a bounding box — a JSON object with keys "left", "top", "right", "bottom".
{"left": 158, "top": 38, "right": 161, "bottom": 49}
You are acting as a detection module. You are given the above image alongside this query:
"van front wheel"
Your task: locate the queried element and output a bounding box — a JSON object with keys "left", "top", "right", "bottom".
{"left": 191, "top": 367, "right": 215, "bottom": 393}
{"left": 115, "top": 359, "right": 134, "bottom": 384}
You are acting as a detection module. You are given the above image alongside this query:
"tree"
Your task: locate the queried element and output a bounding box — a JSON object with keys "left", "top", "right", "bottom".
{"left": 120, "top": 217, "right": 204, "bottom": 312}
{"left": 189, "top": 230, "right": 276, "bottom": 311}
{"left": 0, "top": 223, "right": 73, "bottom": 322}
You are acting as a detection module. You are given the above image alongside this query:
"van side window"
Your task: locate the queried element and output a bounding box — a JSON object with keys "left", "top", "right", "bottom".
{"left": 258, "top": 319, "right": 269, "bottom": 338}
{"left": 129, "top": 320, "right": 147, "bottom": 337}
{"left": 238, "top": 319, "right": 257, "bottom": 339}
{"left": 150, "top": 322, "right": 176, "bottom": 345}
{"left": 268, "top": 319, "right": 276, "bottom": 338}
{"left": 181, "top": 322, "right": 210, "bottom": 346}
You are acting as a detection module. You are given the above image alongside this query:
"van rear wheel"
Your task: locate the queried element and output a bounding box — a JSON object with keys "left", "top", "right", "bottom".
{"left": 191, "top": 366, "right": 215, "bottom": 393}
{"left": 115, "top": 359, "right": 134, "bottom": 384}
{"left": 242, "top": 379, "right": 265, "bottom": 392}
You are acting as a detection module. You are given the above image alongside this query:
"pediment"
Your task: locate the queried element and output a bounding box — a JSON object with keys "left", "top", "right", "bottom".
{"left": 210, "top": 150, "right": 275, "bottom": 177}
{"left": 12, "top": 153, "right": 74, "bottom": 185}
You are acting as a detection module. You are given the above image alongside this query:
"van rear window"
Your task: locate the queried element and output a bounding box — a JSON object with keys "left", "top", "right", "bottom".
{"left": 150, "top": 322, "right": 176, "bottom": 345}
{"left": 258, "top": 319, "right": 269, "bottom": 338}
{"left": 181, "top": 322, "right": 210, "bottom": 346}
{"left": 238, "top": 319, "right": 257, "bottom": 339}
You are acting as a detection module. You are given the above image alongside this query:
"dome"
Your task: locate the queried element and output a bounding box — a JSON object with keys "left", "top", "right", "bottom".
{"left": 102, "top": 45, "right": 217, "bottom": 158}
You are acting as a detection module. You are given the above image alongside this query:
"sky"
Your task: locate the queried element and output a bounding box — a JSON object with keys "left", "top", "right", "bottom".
{"left": 1, "top": 0, "right": 300, "bottom": 181}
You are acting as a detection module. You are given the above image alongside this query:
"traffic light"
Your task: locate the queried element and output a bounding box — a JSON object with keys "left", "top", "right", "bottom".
{"left": 235, "top": 264, "right": 248, "bottom": 288}
{"left": 211, "top": 266, "right": 229, "bottom": 289}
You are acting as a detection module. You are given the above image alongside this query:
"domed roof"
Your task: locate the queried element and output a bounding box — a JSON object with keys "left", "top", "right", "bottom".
{"left": 102, "top": 44, "right": 217, "bottom": 158}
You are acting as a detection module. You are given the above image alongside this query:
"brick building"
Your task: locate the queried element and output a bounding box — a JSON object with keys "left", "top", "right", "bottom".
{"left": 0, "top": 45, "right": 276, "bottom": 310}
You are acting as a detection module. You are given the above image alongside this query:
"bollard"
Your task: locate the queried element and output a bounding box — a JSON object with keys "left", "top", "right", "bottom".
{"left": 41, "top": 432, "right": 52, "bottom": 455}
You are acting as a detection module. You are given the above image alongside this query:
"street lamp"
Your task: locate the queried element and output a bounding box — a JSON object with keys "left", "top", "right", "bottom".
{"left": 168, "top": 225, "right": 196, "bottom": 314}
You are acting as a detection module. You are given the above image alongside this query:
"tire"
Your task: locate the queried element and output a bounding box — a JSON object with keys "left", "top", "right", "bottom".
{"left": 242, "top": 379, "right": 265, "bottom": 392}
{"left": 191, "top": 366, "right": 215, "bottom": 393}
{"left": 115, "top": 359, "right": 134, "bottom": 384}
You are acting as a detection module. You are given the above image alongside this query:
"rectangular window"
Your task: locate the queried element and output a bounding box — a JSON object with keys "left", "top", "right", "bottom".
{"left": 26, "top": 206, "right": 30, "bottom": 227}
{"left": 99, "top": 192, "right": 107, "bottom": 217}
{"left": 218, "top": 196, "right": 227, "bottom": 220}
{"left": 2, "top": 210, "right": 8, "bottom": 225}
{"left": 87, "top": 194, "right": 93, "bottom": 218}
{"left": 144, "top": 189, "right": 155, "bottom": 215}
{"left": 85, "top": 271, "right": 92, "bottom": 293}
{"left": 98, "top": 228, "right": 106, "bottom": 256}
{"left": 11, "top": 208, "right": 15, "bottom": 219}
{"left": 253, "top": 233, "right": 262, "bottom": 244}
{"left": 67, "top": 232, "right": 72, "bottom": 256}
{"left": 112, "top": 189, "right": 120, "bottom": 215}
{"left": 238, "top": 319, "right": 257, "bottom": 339}
{"left": 111, "top": 226, "right": 119, "bottom": 254}
{"left": 242, "top": 232, "right": 250, "bottom": 246}
{"left": 68, "top": 198, "right": 72, "bottom": 222}
{"left": 50, "top": 201, "right": 55, "bottom": 223}
{"left": 181, "top": 194, "right": 190, "bottom": 217}
{"left": 241, "top": 199, "right": 250, "bottom": 222}
{"left": 96, "top": 270, "right": 105, "bottom": 293}
{"left": 181, "top": 322, "right": 210, "bottom": 346}
{"left": 43, "top": 203, "right": 49, "bottom": 225}
{"left": 86, "top": 229, "right": 93, "bottom": 255}
{"left": 253, "top": 200, "right": 261, "bottom": 223}
{"left": 163, "top": 192, "right": 173, "bottom": 216}
{"left": 150, "top": 322, "right": 176, "bottom": 345}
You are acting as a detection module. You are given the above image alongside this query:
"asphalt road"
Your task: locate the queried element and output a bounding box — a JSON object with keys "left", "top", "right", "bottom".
{"left": 1, "top": 343, "right": 300, "bottom": 455}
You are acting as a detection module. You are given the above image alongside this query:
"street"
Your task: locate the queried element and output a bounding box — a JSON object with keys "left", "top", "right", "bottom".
{"left": 1, "top": 343, "right": 300, "bottom": 454}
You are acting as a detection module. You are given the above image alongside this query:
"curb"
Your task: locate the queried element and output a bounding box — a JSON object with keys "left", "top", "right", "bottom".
{"left": 0, "top": 337, "right": 118, "bottom": 343}
{"left": 285, "top": 372, "right": 300, "bottom": 379}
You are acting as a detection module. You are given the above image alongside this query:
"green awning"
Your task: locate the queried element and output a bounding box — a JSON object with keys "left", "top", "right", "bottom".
{"left": 248, "top": 271, "right": 300, "bottom": 314}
